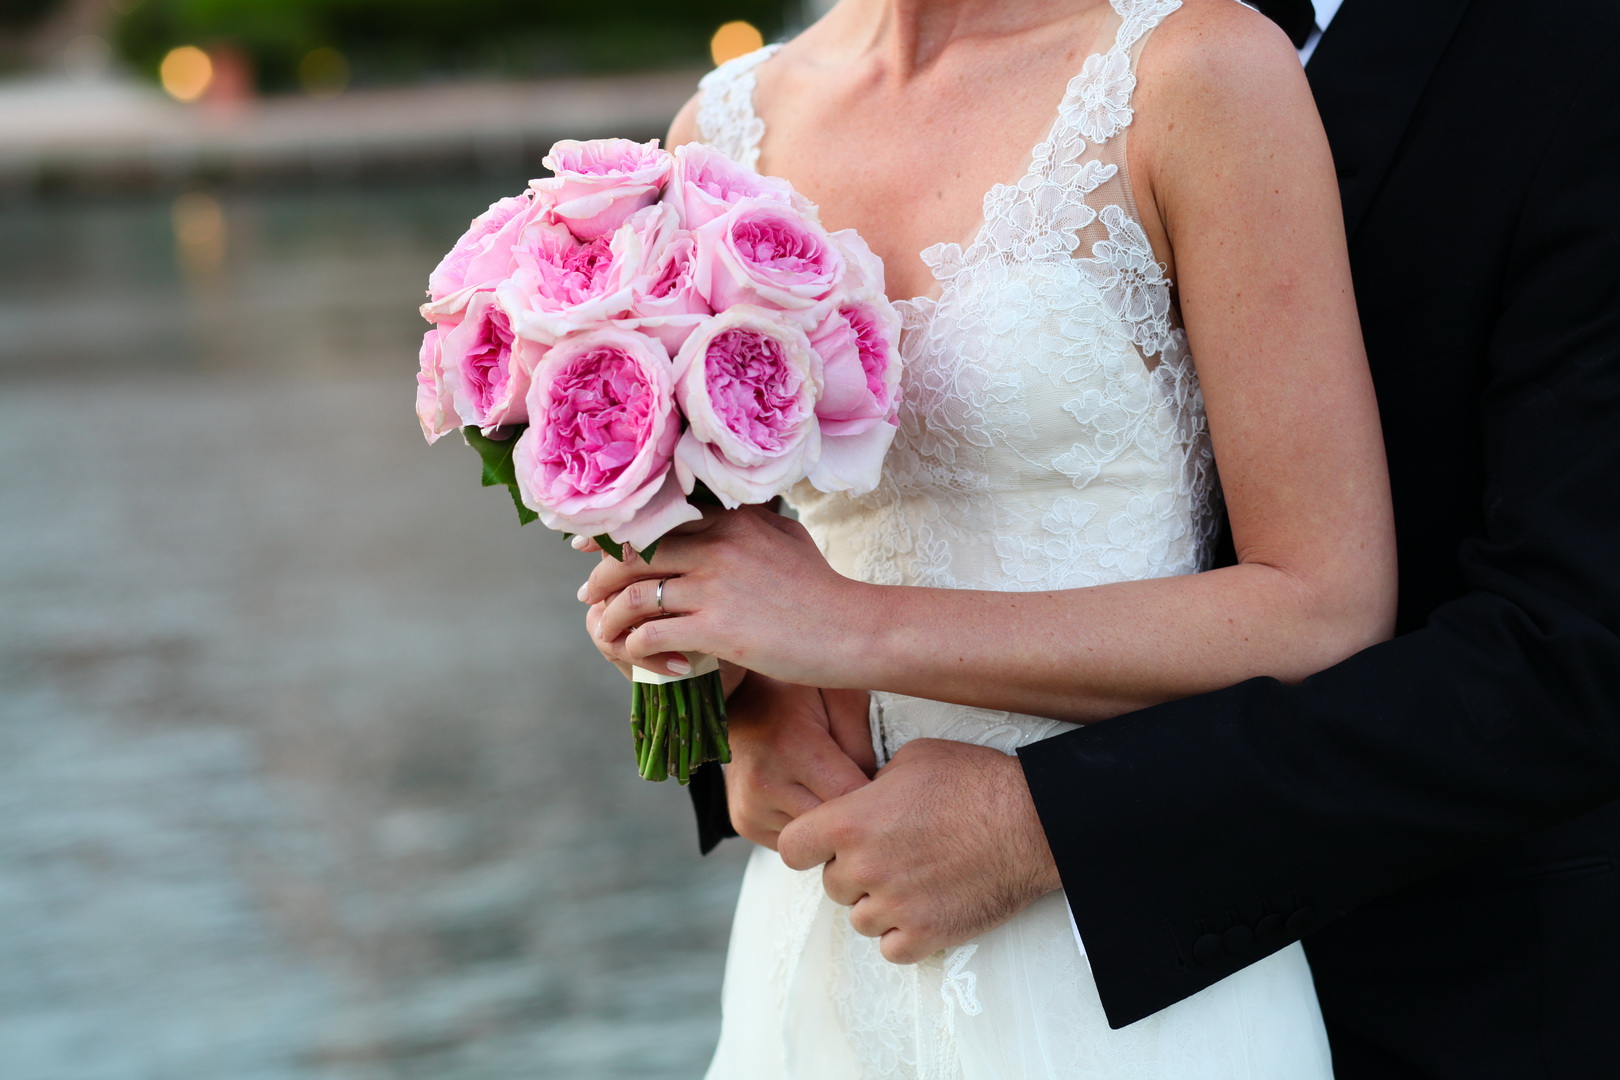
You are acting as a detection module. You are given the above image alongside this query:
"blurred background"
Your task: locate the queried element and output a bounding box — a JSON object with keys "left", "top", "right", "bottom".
{"left": 0, "top": 2, "right": 825, "bottom": 1077}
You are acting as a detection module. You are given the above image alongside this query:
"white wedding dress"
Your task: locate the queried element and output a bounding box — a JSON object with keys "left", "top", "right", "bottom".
{"left": 696, "top": 2, "right": 1335, "bottom": 1077}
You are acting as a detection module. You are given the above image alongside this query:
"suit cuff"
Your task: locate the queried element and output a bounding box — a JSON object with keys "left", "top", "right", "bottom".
{"left": 687, "top": 763, "right": 737, "bottom": 854}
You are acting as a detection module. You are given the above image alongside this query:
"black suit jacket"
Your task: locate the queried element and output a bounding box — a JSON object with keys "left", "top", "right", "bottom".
{"left": 690, "top": 0, "right": 1620, "bottom": 1073}
{"left": 1017, "top": 0, "right": 1620, "bottom": 1072}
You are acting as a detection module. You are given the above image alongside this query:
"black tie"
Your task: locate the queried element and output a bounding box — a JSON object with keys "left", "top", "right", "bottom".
{"left": 1250, "top": 0, "right": 1317, "bottom": 49}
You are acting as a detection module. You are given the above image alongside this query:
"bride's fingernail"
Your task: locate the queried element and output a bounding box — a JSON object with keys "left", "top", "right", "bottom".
{"left": 570, "top": 535, "right": 589, "bottom": 550}
{"left": 667, "top": 657, "right": 692, "bottom": 675}
{"left": 576, "top": 583, "right": 589, "bottom": 602}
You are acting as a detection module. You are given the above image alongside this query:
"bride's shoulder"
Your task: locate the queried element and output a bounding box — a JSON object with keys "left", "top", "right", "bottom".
{"left": 666, "top": 41, "right": 784, "bottom": 149}
{"left": 667, "top": 93, "right": 702, "bottom": 147}
{"left": 1131, "top": 0, "right": 1316, "bottom": 161}
{"left": 1137, "top": 0, "right": 1304, "bottom": 99}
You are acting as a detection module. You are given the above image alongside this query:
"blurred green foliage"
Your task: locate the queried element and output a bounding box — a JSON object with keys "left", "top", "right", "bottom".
{"left": 112, "top": 0, "right": 790, "bottom": 91}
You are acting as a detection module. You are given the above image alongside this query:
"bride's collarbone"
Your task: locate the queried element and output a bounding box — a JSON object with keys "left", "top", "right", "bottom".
{"left": 750, "top": 27, "right": 1161, "bottom": 295}
{"left": 753, "top": 88, "right": 1070, "bottom": 299}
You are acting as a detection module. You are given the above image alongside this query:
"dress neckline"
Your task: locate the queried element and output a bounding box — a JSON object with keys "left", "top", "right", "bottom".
{"left": 729, "top": 0, "right": 1145, "bottom": 309}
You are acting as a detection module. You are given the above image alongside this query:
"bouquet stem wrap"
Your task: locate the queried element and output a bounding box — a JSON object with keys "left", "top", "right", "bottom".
{"left": 630, "top": 657, "right": 729, "bottom": 784}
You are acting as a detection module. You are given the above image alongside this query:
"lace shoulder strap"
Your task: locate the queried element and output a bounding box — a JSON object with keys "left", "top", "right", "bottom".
{"left": 1053, "top": 0, "right": 1182, "bottom": 148}
{"left": 933, "top": 0, "right": 1183, "bottom": 282}
{"left": 696, "top": 44, "right": 782, "bottom": 168}
{"left": 1114, "top": 0, "right": 1185, "bottom": 54}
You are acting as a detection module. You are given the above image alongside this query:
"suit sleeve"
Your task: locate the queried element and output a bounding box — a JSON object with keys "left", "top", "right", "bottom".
{"left": 687, "top": 761, "right": 737, "bottom": 854}
{"left": 1017, "top": 48, "right": 1620, "bottom": 1029}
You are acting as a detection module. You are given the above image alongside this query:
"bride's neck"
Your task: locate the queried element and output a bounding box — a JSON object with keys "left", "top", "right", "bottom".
{"left": 841, "top": 0, "right": 1097, "bottom": 75}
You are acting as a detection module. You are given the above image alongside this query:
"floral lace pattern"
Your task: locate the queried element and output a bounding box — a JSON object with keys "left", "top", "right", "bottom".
{"left": 764, "top": 0, "right": 1218, "bottom": 668}
{"left": 696, "top": 5, "right": 1328, "bottom": 1080}
{"left": 696, "top": 44, "right": 780, "bottom": 170}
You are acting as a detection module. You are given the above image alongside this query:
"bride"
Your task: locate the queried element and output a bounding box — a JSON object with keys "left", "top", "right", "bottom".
{"left": 581, "top": 0, "right": 1393, "bottom": 1075}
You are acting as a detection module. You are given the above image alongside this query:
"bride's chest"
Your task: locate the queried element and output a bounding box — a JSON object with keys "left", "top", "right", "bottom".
{"left": 750, "top": 58, "right": 1089, "bottom": 302}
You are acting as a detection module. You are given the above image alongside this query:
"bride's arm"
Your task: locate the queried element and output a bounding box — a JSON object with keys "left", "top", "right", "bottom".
{"left": 588, "top": 7, "right": 1394, "bottom": 724}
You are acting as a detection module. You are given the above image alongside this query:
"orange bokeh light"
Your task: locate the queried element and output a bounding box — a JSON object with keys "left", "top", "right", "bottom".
{"left": 160, "top": 45, "right": 214, "bottom": 103}
{"left": 710, "top": 21, "right": 765, "bottom": 67}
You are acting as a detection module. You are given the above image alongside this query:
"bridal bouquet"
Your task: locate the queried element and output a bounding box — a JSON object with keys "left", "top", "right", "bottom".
{"left": 415, "top": 137, "right": 902, "bottom": 783}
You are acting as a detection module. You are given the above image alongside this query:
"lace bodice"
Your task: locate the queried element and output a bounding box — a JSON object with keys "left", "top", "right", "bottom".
{"left": 699, "top": 0, "right": 1217, "bottom": 761}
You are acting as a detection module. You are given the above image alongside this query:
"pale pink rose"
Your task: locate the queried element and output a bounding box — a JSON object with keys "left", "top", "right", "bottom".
{"left": 420, "top": 191, "right": 548, "bottom": 321}
{"left": 440, "top": 291, "right": 544, "bottom": 432}
{"left": 514, "top": 327, "right": 699, "bottom": 549}
{"left": 622, "top": 233, "right": 714, "bottom": 355}
{"left": 829, "top": 227, "right": 888, "bottom": 298}
{"left": 693, "top": 198, "right": 844, "bottom": 323}
{"left": 498, "top": 202, "right": 674, "bottom": 345}
{"left": 536, "top": 138, "right": 672, "bottom": 240}
{"left": 667, "top": 142, "right": 796, "bottom": 229}
{"left": 673, "top": 306, "right": 824, "bottom": 507}
{"left": 416, "top": 319, "right": 464, "bottom": 444}
{"left": 805, "top": 293, "right": 904, "bottom": 493}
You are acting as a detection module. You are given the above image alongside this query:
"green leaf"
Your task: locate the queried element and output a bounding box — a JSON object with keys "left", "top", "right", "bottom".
{"left": 463, "top": 425, "right": 536, "bottom": 526}
{"left": 637, "top": 538, "right": 661, "bottom": 563}
{"left": 594, "top": 534, "right": 625, "bottom": 561}
{"left": 507, "top": 485, "right": 539, "bottom": 526}
{"left": 464, "top": 425, "right": 522, "bottom": 487}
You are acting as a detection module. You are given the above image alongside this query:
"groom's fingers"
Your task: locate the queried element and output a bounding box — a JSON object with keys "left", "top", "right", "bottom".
{"left": 879, "top": 927, "right": 940, "bottom": 966}
{"left": 848, "top": 894, "right": 898, "bottom": 940}
{"left": 722, "top": 674, "right": 867, "bottom": 848}
{"left": 796, "top": 732, "right": 872, "bottom": 805}
{"left": 820, "top": 853, "right": 870, "bottom": 908}
{"left": 778, "top": 802, "right": 841, "bottom": 872}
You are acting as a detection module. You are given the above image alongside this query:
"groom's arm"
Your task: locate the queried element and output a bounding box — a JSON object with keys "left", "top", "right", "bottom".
{"left": 1020, "top": 43, "right": 1620, "bottom": 1028}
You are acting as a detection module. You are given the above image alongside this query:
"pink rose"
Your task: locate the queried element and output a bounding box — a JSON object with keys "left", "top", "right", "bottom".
{"left": 673, "top": 306, "right": 824, "bottom": 507}
{"left": 622, "top": 232, "right": 714, "bottom": 355}
{"left": 829, "top": 227, "right": 888, "bottom": 298}
{"left": 514, "top": 327, "right": 699, "bottom": 549}
{"left": 440, "top": 291, "right": 543, "bottom": 432}
{"left": 667, "top": 142, "right": 796, "bottom": 229}
{"left": 693, "top": 198, "right": 844, "bottom": 322}
{"left": 498, "top": 202, "right": 674, "bottom": 345}
{"left": 421, "top": 191, "right": 542, "bottom": 321}
{"left": 805, "top": 293, "right": 903, "bottom": 494}
{"left": 416, "top": 319, "right": 464, "bottom": 444}
{"left": 536, "top": 138, "right": 672, "bottom": 240}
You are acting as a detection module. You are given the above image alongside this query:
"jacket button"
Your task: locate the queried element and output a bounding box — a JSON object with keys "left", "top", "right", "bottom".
{"left": 1255, "top": 914, "right": 1284, "bottom": 942}
{"left": 1286, "top": 907, "right": 1318, "bottom": 935}
{"left": 1223, "top": 925, "right": 1256, "bottom": 954}
{"left": 1193, "top": 934, "right": 1224, "bottom": 966}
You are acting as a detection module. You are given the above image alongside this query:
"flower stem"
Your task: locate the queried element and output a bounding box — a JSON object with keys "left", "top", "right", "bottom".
{"left": 628, "top": 671, "right": 729, "bottom": 783}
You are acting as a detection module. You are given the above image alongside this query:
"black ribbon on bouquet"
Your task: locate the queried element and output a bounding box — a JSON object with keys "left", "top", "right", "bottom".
{"left": 1249, "top": 0, "right": 1317, "bottom": 49}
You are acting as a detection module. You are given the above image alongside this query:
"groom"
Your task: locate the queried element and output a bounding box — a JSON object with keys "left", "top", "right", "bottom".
{"left": 689, "top": 0, "right": 1620, "bottom": 1074}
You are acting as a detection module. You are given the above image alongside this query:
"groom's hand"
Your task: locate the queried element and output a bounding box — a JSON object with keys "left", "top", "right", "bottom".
{"left": 723, "top": 674, "right": 874, "bottom": 850}
{"left": 777, "top": 738, "right": 1062, "bottom": 964}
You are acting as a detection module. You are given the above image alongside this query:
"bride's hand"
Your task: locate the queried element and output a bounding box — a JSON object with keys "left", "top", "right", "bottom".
{"left": 722, "top": 674, "right": 875, "bottom": 850}
{"left": 579, "top": 506, "right": 871, "bottom": 687}
{"left": 581, "top": 572, "right": 749, "bottom": 693}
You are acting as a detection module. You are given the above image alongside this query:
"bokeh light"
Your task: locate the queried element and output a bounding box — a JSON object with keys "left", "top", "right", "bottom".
{"left": 298, "top": 47, "right": 350, "bottom": 100}
{"left": 62, "top": 34, "right": 112, "bottom": 83}
{"left": 710, "top": 20, "right": 765, "bottom": 66}
{"left": 160, "top": 45, "right": 214, "bottom": 103}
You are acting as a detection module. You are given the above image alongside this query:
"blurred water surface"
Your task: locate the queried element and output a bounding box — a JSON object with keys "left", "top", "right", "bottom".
{"left": 0, "top": 182, "right": 749, "bottom": 1080}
